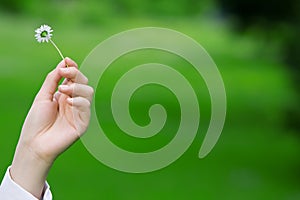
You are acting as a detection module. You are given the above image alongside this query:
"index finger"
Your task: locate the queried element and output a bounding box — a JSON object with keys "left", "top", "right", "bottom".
{"left": 59, "top": 67, "right": 88, "bottom": 85}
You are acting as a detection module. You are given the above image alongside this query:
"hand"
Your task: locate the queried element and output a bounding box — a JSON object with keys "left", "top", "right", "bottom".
{"left": 10, "top": 58, "right": 94, "bottom": 199}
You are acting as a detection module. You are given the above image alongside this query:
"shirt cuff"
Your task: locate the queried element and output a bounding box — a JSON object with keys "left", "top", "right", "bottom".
{"left": 0, "top": 166, "right": 52, "bottom": 200}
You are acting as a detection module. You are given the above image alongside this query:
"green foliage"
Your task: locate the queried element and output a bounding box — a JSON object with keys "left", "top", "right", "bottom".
{"left": 0, "top": 2, "right": 299, "bottom": 199}
{"left": 0, "top": 0, "right": 213, "bottom": 18}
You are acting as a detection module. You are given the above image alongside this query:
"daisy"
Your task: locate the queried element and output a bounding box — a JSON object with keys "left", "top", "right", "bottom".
{"left": 35, "top": 24, "right": 53, "bottom": 43}
{"left": 35, "top": 24, "right": 67, "bottom": 65}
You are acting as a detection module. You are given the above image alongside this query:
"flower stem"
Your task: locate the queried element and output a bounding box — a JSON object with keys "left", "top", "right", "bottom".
{"left": 49, "top": 39, "right": 68, "bottom": 67}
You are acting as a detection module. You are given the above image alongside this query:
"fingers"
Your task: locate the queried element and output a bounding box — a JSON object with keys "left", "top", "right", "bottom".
{"left": 66, "top": 97, "right": 91, "bottom": 134}
{"left": 53, "top": 91, "right": 62, "bottom": 102}
{"left": 64, "top": 57, "right": 78, "bottom": 68}
{"left": 58, "top": 84, "right": 94, "bottom": 102}
{"left": 36, "top": 59, "right": 68, "bottom": 101}
{"left": 59, "top": 67, "right": 88, "bottom": 84}
{"left": 67, "top": 97, "right": 91, "bottom": 110}
{"left": 36, "top": 57, "right": 78, "bottom": 101}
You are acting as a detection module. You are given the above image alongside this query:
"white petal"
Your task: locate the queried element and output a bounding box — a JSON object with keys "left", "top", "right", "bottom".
{"left": 34, "top": 24, "right": 54, "bottom": 43}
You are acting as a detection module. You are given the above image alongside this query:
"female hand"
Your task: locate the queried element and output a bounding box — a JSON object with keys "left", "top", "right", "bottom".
{"left": 10, "top": 58, "right": 94, "bottom": 199}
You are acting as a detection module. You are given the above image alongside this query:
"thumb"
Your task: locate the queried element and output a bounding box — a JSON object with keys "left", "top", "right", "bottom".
{"left": 35, "top": 59, "right": 68, "bottom": 101}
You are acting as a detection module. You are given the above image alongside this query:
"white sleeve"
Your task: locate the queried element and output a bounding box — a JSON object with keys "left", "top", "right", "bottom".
{"left": 0, "top": 167, "right": 52, "bottom": 200}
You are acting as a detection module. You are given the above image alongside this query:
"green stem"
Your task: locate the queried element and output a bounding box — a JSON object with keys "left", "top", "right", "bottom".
{"left": 49, "top": 39, "right": 68, "bottom": 66}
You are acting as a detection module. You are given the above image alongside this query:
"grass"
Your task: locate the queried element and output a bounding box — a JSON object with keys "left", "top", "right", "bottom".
{"left": 0, "top": 14, "right": 299, "bottom": 199}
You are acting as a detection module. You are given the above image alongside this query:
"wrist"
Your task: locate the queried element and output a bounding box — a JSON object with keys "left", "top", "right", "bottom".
{"left": 10, "top": 142, "right": 53, "bottom": 199}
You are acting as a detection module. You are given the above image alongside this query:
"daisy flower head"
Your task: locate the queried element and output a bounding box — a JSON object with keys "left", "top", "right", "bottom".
{"left": 34, "top": 24, "right": 67, "bottom": 66}
{"left": 35, "top": 24, "right": 53, "bottom": 43}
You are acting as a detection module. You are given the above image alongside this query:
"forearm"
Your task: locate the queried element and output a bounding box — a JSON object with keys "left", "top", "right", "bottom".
{"left": 10, "top": 143, "right": 53, "bottom": 199}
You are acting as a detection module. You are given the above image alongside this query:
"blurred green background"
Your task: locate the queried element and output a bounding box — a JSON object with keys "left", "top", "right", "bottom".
{"left": 0, "top": 0, "right": 299, "bottom": 199}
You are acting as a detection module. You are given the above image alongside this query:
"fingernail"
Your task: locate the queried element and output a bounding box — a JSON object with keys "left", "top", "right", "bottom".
{"left": 67, "top": 98, "right": 73, "bottom": 103}
{"left": 60, "top": 68, "right": 69, "bottom": 72}
{"left": 59, "top": 85, "right": 68, "bottom": 90}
